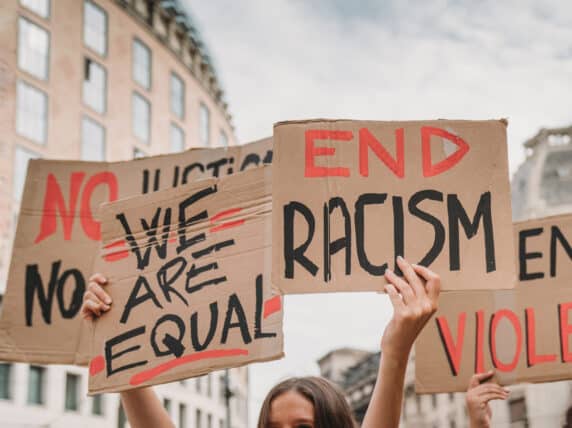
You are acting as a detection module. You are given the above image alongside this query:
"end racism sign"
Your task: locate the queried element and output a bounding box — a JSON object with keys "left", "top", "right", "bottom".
{"left": 89, "top": 167, "right": 282, "bottom": 393}
{"left": 416, "top": 214, "right": 572, "bottom": 392}
{"left": 272, "top": 119, "right": 515, "bottom": 293}
{"left": 0, "top": 139, "right": 272, "bottom": 365}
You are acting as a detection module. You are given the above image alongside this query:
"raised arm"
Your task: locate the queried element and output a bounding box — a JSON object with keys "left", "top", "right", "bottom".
{"left": 83, "top": 274, "right": 175, "bottom": 428}
{"left": 361, "top": 257, "right": 440, "bottom": 428}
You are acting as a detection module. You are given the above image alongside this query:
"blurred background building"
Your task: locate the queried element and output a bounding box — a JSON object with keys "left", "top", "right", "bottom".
{"left": 0, "top": 0, "right": 247, "bottom": 427}
{"left": 319, "top": 125, "right": 572, "bottom": 428}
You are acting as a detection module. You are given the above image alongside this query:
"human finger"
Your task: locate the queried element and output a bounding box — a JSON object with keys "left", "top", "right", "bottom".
{"left": 385, "top": 268, "right": 415, "bottom": 304}
{"left": 480, "top": 391, "right": 509, "bottom": 404}
{"left": 83, "top": 291, "right": 110, "bottom": 314}
{"left": 412, "top": 264, "right": 441, "bottom": 303}
{"left": 89, "top": 273, "right": 108, "bottom": 286}
{"left": 468, "top": 370, "right": 495, "bottom": 388}
{"left": 476, "top": 384, "right": 509, "bottom": 397}
{"left": 396, "top": 256, "right": 424, "bottom": 297}
{"left": 385, "top": 283, "right": 405, "bottom": 310}
{"left": 88, "top": 281, "right": 112, "bottom": 305}
{"left": 82, "top": 299, "right": 103, "bottom": 318}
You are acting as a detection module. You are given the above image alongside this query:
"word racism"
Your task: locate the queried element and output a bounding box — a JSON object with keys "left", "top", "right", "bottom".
{"left": 272, "top": 119, "right": 515, "bottom": 294}
{"left": 416, "top": 214, "right": 572, "bottom": 392}
{"left": 0, "top": 139, "right": 273, "bottom": 365}
{"left": 89, "top": 167, "right": 283, "bottom": 393}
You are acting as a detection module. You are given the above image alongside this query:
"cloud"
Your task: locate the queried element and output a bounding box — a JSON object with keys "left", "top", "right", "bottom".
{"left": 186, "top": 0, "right": 572, "bottom": 421}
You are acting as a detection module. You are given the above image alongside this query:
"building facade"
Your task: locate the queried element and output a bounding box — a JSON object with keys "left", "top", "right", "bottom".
{"left": 0, "top": 1, "right": 248, "bottom": 427}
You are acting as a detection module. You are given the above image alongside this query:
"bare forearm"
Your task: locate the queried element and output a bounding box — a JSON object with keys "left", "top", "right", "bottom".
{"left": 120, "top": 387, "right": 175, "bottom": 428}
{"left": 361, "top": 353, "right": 408, "bottom": 428}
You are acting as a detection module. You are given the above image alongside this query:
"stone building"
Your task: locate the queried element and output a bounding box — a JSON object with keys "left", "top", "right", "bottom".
{"left": 0, "top": 1, "right": 248, "bottom": 427}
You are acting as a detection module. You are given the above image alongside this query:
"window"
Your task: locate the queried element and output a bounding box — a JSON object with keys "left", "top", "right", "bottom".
{"left": 132, "top": 92, "right": 150, "bottom": 144}
{"left": 81, "top": 117, "right": 105, "bottom": 161}
{"left": 118, "top": 403, "right": 127, "bottom": 428}
{"left": 20, "top": 0, "right": 50, "bottom": 18}
{"left": 16, "top": 80, "right": 48, "bottom": 144}
{"left": 0, "top": 364, "right": 12, "bottom": 400}
{"left": 220, "top": 419, "right": 224, "bottom": 428}
{"left": 27, "top": 365, "right": 45, "bottom": 405}
{"left": 196, "top": 376, "right": 202, "bottom": 393}
{"left": 65, "top": 373, "right": 80, "bottom": 411}
{"left": 431, "top": 394, "right": 437, "bottom": 409}
{"left": 92, "top": 394, "right": 104, "bottom": 416}
{"left": 219, "top": 131, "right": 228, "bottom": 147}
{"left": 170, "top": 124, "right": 184, "bottom": 153}
{"left": 207, "top": 414, "right": 212, "bottom": 428}
{"left": 83, "top": 58, "right": 106, "bottom": 113}
{"left": 219, "top": 375, "right": 226, "bottom": 404}
{"left": 18, "top": 17, "right": 49, "bottom": 80}
{"left": 13, "top": 146, "right": 39, "bottom": 202}
{"left": 133, "top": 39, "right": 151, "bottom": 89}
{"left": 170, "top": 72, "right": 184, "bottom": 119}
{"left": 133, "top": 147, "right": 146, "bottom": 159}
{"left": 84, "top": 0, "right": 107, "bottom": 56}
{"left": 179, "top": 403, "right": 187, "bottom": 428}
{"left": 509, "top": 397, "right": 528, "bottom": 424}
{"left": 199, "top": 103, "right": 210, "bottom": 146}
{"left": 163, "top": 398, "right": 171, "bottom": 415}
{"left": 196, "top": 409, "right": 202, "bottom": 428}
{"left": 207, "top": 374, "right": 212, "bottom": 397}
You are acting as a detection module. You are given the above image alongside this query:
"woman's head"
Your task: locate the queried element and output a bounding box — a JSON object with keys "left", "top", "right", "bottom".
{"left": 257, "top": 376, "right": 357, "bottom": 428}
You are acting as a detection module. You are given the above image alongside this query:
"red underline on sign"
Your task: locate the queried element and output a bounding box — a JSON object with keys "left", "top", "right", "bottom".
{"left": 210, "top": 219, "right": 245, "bottom": 233}
{"left": 210, "top": 207, "right": 242, "bottom": 222}
{"left": 103, "top": 240, "right": 129, "bottom": 262}
{"left": 129, "top": 348, "right": 249, "bottom": 386}
{"left": 209, "top": 207, "right": 245, "bottom": 233}
{"left": 89, "top": 355, "right": 105, "bottom": 376}
{"left": 263, "top": 296, "right": 282, "bottom": 319}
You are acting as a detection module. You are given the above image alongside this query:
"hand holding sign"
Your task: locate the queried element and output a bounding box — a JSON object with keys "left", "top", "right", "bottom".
{"left": 465, "top": 371, "right": 509, "bottom": 428}
{"left": 382, "top": 257, "right": 441, "bottom": 361}
{"left": 81, "top": 274, "right": 111, "bottom": 320}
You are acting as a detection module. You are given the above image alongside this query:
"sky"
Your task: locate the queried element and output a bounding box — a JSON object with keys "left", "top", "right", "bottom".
{"left": 187, "top": 0, "right": 572, "bottom": 422}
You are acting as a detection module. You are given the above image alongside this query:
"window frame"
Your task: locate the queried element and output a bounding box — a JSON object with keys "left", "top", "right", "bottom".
{"left": 170, "top": 72, "right": 185, "bottom": 119}
{"left": 64, "top": 372, "right": 80, "bottom": 412}
{"left": 83, "top": 56, "right": 107, "bottom": 114}
{"left": 27, "top": 365, "right": 45, "bottom": 406}
{"left": 170, "top": 122, "right": 185, "bottom": 153}
{"left": 81, "top": 115, "right": 106, "bottom": 161}
{"left": 20, "top": 0, "right": 51, "bottom": 19}
{"left": 132, "top": 37, "right": 152, "bottom": 90}
{"left": 132, "top": 91, "right": 151, "bottom": 145}
{"left": 16, "top": 79, "right": 48, "bottom": 145}
{"left": 17, "top": 16, "right": 50, "bottom": 81}
{"left": 92, "top": 394, "right": 104, "bottom": 416}
{"left": 83, "top": 0, "right": 108, "bottom": 57}
{"left": 0, "top": 363, "right": 12, "bottom": 400}
{"left": 199, "top": 102, "right": 210, "bottom": 147}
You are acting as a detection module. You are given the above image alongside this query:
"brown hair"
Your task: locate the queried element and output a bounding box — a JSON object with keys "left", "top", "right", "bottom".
{"left": 257, "top": 376, "right": 357, "bottom": 428}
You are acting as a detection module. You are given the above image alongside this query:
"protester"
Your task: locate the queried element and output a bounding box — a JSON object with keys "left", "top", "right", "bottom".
{"left": 82, "top": 256, "right": 495, "bottom": 428}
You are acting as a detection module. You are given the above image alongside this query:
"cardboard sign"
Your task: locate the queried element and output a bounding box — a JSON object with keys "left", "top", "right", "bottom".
{"left": 89, "top": 167, "right": 283, "bottom": 393}
{"left": 0, "top": 139, "right": 273, "bottom": 365}
{"left": 272, "top": 119, "right": 515, "bottom": 294}
{"left": 415, "top": 214, "right": 572, "bottom": 392}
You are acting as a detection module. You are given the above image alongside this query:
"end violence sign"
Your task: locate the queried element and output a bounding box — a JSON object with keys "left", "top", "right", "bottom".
{"left": 89, "top": 167, "right": 282, "bottom": 393}
{"left": 272, "top": 119, "right": 515, "bottom": 293}
{"left": 416, "top": 214, "right": 572, "bottom": 392}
